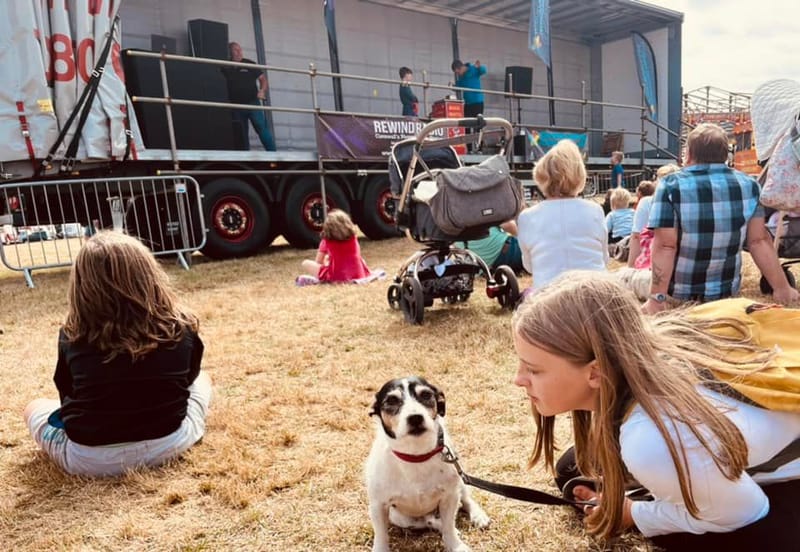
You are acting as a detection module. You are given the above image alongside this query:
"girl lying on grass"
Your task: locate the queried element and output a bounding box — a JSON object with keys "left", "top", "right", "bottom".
{"left": 24, "top": 232, "right": 211, "bottom": 476}
{"left": 512, "top": 272, "right": 800, "bottom": 550}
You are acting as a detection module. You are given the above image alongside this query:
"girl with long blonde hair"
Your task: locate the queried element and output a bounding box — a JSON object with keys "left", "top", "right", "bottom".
{"left": 23, "top": 232, "right": 212, "bottom": 476}
{"left": 513, "top": 271, "right": 800, "bottom": 550}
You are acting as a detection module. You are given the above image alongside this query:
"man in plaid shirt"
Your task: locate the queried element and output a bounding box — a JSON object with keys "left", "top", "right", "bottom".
{"left": 643, "top": 123, "right": 798, "bottom": 313}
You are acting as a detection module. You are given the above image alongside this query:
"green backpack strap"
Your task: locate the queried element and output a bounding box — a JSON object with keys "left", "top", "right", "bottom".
{"left": 747, "top": 437, "right": 800, "bottom": 475}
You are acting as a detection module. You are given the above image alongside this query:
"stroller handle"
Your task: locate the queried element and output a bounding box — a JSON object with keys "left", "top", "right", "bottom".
{"left": 413, "top": 115, "right": 513, "bottom": 145}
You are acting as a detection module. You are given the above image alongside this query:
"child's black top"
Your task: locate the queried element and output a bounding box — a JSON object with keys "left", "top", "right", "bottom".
{"left": 53, "top": 328, "right": 204, "bottom": 446}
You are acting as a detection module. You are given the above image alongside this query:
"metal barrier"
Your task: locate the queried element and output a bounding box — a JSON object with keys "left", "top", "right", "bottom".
{"left": 0, "top": 176, "right": 206, "bottom": 287}
{"left": 584, "top": 170, "right": 651, "bottom": 198}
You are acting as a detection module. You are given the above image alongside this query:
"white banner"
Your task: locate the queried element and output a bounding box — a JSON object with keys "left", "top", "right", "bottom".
{"left": 0, "top": 1, "right": 59, "bottom": 162}
{"left": 0, "top": 0, "right": 143, "bottom": 164}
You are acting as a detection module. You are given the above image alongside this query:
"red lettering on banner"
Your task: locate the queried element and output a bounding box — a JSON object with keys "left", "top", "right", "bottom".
{"left": 88, "top": 0, "right": 103, "bottom": 15}
{"left": 48, "top": 34, "right": 76, "bottom": 83}
{"left": 112, "top": 43, "right": 125, "bottom": 82}
{"left": 48, "top": 0, "right": 69, "bottom": 9}
{"left": 76, "top": 38, "right": 95, "bottom": 83}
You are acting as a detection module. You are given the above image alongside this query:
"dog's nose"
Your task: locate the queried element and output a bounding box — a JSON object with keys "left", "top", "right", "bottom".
{"left": 407, "top": 414, "right": 424, "bottom": 427}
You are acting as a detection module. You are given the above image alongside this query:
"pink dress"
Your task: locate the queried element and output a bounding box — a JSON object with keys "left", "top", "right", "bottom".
{"left": 634, "top": 228, "right": 654, "bottom": 269}
{"left": 317, "top": 236, "right": 370, "bottom": 282}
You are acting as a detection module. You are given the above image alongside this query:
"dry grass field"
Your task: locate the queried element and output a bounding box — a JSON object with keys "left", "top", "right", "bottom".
{"left": 0, "top": 235, "right": 787, "bottom": 552}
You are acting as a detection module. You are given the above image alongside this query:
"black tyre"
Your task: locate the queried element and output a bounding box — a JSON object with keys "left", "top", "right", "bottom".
{"left": 359, "top": 175, "right": 401, "bottom": 240}
{"left": 400, "top": 276, "right": 424, "bottom": 324}
{"left": 199, "top": 178, "right": 270, "bottom": 259}
{"left": 387, "top": 283, "right": 402, "bottom": 310}
{"left": 759, "top": 266, "right": 797, "bottom": 295}
{"left": 493, "top": 265, "right": 520, "bottom": 309}
{"left": 283, "top": 176, "right": 349, "bottom": 249}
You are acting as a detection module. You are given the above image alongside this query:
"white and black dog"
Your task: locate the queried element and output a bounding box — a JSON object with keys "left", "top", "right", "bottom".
{"left": 365, "top": 377, "right": 490, "bottom": 552}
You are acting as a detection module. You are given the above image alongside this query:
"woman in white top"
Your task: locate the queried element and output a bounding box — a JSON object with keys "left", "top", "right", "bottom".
{"left": 512, "top": 272, "right": 800, "bottom": 550}
{"left": 517, "top": 140, "right": 608, "bottom": 291}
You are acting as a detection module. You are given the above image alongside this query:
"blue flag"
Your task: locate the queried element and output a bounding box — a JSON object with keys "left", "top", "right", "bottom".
{"left": 631, "top": 31, "right": 658, "bottom": 122}
{"left": 528, "top": 0, "right": 551, "bottom": 68}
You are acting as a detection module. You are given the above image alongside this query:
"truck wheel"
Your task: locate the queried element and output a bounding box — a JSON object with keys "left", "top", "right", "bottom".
{"left": 359, "top": 175, "right": 400, "bottom": 240}
{"left": 202, "top": 177, "right": 270, "bottom": 259}
{"left": 283, "top": 176, "right": 349, "bottom": 248}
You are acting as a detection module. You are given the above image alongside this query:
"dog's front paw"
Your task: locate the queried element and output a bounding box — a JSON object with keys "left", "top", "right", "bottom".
{"left": 469, "top": 508, "right": 490, "bottom": 529}
{"left": 371, "top": 544, "right": 390, "bottom": 552}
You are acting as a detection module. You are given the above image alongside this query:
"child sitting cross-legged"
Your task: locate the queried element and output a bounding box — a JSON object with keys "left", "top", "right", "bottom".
{"left": 297, "top": 209, "right": 379, "bottom": 286}
{"left": 23, "top": 232, "right": 211, "bottom": 477}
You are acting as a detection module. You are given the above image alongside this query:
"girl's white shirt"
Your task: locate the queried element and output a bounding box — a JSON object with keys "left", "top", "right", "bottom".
{"left": 623, "top": 387, "right": 800, "bottom": 536}
{"left": 517, "top": 198, "right": 608, "bottom": 290}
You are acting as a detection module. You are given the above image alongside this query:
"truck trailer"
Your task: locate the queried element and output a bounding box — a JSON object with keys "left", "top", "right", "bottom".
{"left": 0, "top": 0, "right": 684, "bottom": 262}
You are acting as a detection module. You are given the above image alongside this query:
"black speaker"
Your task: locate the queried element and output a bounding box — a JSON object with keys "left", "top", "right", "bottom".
{"left": 150, "top": 34, "right": 177, "bottom": 54}
{"left": 188, "top": 19, "right": 229, "bottom": 60}
{"left": 504, "top": 66, "right": 533, "bottom": 95}
{"left": 123, "top": 50, "right": 242, "bottom": 150}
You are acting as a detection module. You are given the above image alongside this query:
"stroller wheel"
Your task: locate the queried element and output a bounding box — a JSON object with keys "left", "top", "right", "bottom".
{"left": 400, "top": 276, "right": 425, "bottom": 324}
{"left": 457, "top": 293, "right": 470, "bottom": 303}
{"left": 492, "top": 265, "right": 520, "bottom": 309}
{"left": 387, "top": 283, "right": 402, "bottom": 310}
{"left": 759, "top": 266, "right": 797, "bottom": 295}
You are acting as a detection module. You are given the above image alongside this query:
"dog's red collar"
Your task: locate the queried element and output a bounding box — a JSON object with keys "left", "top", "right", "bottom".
{"left": 392, "top": 445, "right": 445, "bottom": 463}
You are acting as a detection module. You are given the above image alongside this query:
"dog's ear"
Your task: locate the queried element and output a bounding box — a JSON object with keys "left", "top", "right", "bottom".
{"left": 369, "top": 394, "right": 381, "bottom": 417}
{"left": 435, "top": 387, "right": 446, "bottom": 417}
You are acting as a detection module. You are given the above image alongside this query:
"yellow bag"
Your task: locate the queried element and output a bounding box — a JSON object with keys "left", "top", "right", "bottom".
{"left": 687, "top": 298, "right": 800, "bottom": 413}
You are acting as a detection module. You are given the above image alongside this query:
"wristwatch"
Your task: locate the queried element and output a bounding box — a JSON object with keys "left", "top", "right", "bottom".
{"left": 650, "top": 293, "right": 668, "bottom": 303}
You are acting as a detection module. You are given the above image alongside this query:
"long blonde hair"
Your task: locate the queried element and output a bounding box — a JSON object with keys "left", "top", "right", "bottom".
{"left": 512, "top": 272, "right": 769, "bottom": 539}
{"left": 63, "top": 232, "right": 198, "bottom": 361}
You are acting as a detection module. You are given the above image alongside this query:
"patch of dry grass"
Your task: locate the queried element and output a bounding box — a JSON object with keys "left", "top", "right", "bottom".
{"left": 0, "top": 236, "right": 786, "bottom": 551}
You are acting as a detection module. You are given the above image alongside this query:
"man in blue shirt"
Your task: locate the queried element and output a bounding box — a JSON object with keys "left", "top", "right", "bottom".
{"left": 452, "top": 59, "right": 487, "bottom": 152}
{"left": 643, "top": 123, "right": 798, "bottom": 313}
{"left": 452, "top": 59, "right": 487, "bottom": 118}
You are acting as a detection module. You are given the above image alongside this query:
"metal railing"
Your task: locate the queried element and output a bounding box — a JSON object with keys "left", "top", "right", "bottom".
{"left": 0, "top": 176, "right": 205, "bottom": 287}
{"left": 585, "top": 170, "right": 651, "bottom": 198}
{"left": 125, "top": 50, "right": 669, "bottom": 172}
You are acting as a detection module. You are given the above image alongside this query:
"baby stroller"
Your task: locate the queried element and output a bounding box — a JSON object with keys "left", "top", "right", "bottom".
{"left": 386, "top": 116, "right": 522, "bottom": 324}
{"left": 758, "top": 211, "right": 800, "bottom": 294}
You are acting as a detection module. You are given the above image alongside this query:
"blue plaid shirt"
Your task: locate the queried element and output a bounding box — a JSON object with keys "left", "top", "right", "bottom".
{"left": 648, "top": 164, "right": 764, "bottom": 301}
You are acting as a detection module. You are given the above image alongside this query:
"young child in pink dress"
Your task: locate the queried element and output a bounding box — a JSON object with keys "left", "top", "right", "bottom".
{"left": 298, "top": 210, "right": 371, "bottom": 284}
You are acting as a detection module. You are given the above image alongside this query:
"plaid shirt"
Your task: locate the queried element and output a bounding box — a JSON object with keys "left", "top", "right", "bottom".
{"left": 648, "top": 164, "right": 764, "bottom": 301}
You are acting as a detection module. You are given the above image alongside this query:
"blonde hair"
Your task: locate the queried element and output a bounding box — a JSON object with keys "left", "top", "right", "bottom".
{"left": 533, "top": 140, "right": 587, "bottom": 198}
{"left": 321, "top": 209, "right": 358, "bottom": 241}
{"left": 611, "top": 151, "right": 623, "bottom": 163}
{"left": 656, "top": 163, "right": 681, "bottom": 180}
{"left": 687, "top": 123, "right": 729, "bottom": 164}
{"left": 512, "top": 272, "right": 765, "bottom": 539}
{"left": 63, "top": 232, "right": 198, "bottom": 361}
{"left": 609, "top": 187, "right": 632, "bottom": 210}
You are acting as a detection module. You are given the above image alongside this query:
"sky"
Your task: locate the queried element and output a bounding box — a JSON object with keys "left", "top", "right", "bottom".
{"left": 644, "top": 0, "right": 796, "bottom": 94}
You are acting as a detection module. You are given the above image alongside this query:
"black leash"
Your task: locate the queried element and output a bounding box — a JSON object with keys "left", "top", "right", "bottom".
{"left": 441, "top": 445, "right": 592, "bottom": 507}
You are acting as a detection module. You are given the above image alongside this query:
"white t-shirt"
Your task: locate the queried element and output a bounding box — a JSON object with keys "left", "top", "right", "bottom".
{"left": 632, "top": 195, "right": 654, "bottom": 234}
{"left": 622, "top": 388, "right": 800, "bottom": 537}
{"left": 517, "top": 198, "right": 608, "bottom": 289}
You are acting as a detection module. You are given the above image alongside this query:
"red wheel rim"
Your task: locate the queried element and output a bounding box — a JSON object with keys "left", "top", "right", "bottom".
{"left": 375, "top": 188, "right": 396, "bottom": 225}
{"left": 211, "top": 195, "right": 254, "bottom": 243}
{"left": 300, "top": 193, "right": 339, "bottom": 232}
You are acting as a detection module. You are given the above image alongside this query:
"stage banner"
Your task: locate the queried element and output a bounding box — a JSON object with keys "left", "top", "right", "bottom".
{"left": 315, "top": 113, "right": 446, "bottom": 160}
{"left": 528, "top": 0, "right": 551, "bottom": 68}
{"left": 631, "top": 31, "right": 658, "bottom": 122}
{"left": 323, "top": 0, "right": 343, "bottom": 111}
